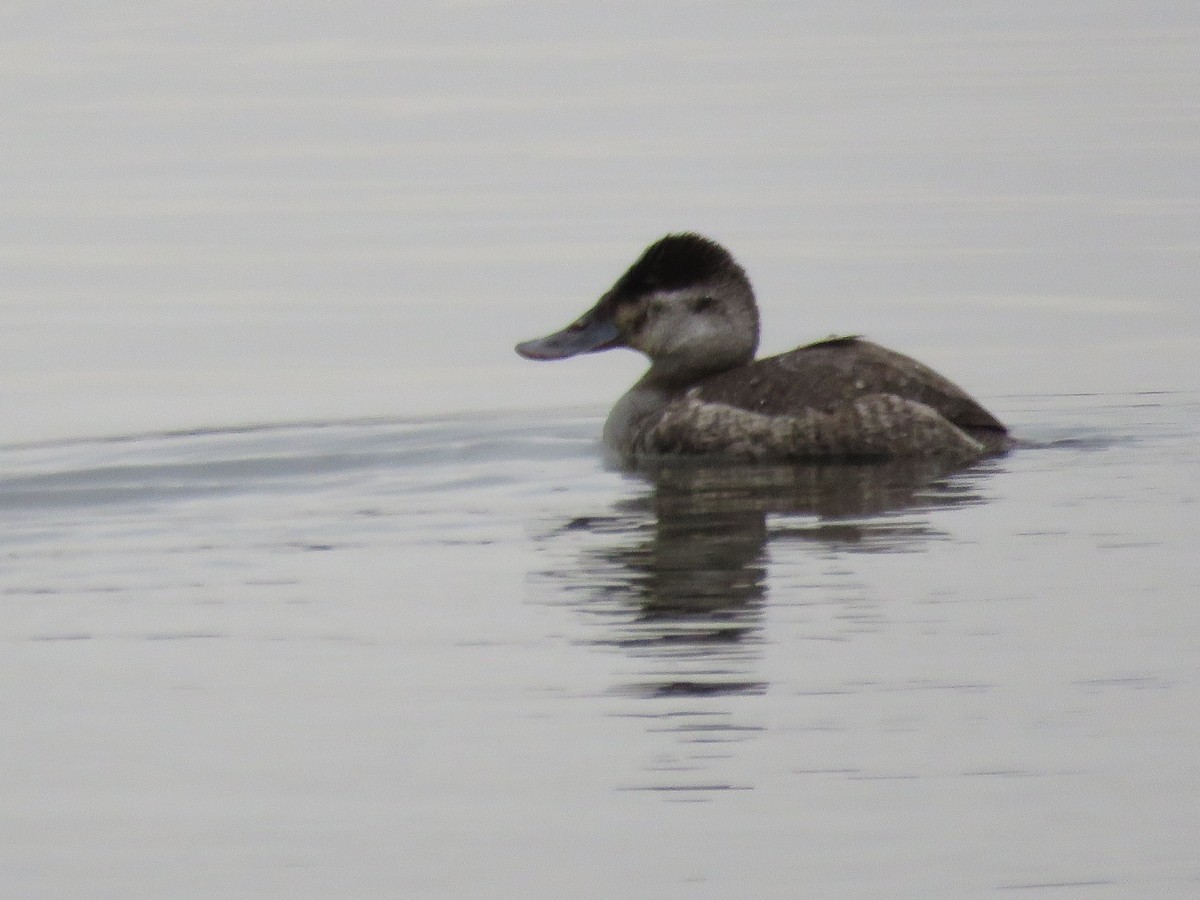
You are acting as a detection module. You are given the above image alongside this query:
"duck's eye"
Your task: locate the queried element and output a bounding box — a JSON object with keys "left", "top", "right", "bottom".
{"left": 691, "top": 295, "right": 715, "bottom": 313}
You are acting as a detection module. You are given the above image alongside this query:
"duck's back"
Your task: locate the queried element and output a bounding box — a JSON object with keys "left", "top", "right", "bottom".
{"left": 690, "top": 336, "right": 1007, "bottom": 442}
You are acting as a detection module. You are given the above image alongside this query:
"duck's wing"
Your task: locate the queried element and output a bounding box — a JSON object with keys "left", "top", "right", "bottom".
{"left": 690, "top": 336, "right": 1007, "bottom": 438}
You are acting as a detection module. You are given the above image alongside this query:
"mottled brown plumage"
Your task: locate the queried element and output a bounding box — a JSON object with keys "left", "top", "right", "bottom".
{"left": 692, "top": 336, "right": 1006, "bottom": 441}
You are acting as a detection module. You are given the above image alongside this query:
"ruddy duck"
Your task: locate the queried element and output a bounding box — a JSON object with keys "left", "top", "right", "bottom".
{"left": 516, "top": 233, "right": 1008, "bottom": 464}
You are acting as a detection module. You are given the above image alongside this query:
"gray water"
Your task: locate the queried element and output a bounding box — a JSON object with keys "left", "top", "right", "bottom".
{"left": 3, "top": 2, "right": 1200, "bottom": 898}
{"left": 3, "top": 395, "right": 1198, "bottom": 897}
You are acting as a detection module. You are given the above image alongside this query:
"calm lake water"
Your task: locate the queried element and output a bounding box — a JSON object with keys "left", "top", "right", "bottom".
{"left": 3, "top": 2, "right": 1200, "bottom": 898}
{"left": 3, "top": 394, "right": 1199, "bottom": 897}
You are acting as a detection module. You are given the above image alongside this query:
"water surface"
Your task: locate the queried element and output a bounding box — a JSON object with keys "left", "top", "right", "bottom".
{"left": 2, "top": 393, "right": 1198, "bottom": 897}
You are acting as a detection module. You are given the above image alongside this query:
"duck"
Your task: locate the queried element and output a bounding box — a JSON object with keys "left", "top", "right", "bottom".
{"left": 516, "top": 233, "right": 1009, "bottom": 465}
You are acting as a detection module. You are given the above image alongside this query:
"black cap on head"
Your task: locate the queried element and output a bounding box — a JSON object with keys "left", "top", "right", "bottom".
{"left": 608, "top": 233, "right": 742, "bottom": 298}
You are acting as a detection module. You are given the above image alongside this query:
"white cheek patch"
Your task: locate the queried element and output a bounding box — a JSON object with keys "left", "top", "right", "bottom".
{"left": 642, "top": 292, "right": 721, "bottom": 356}
{"left": 647, "top": 289, "right": 694, "bottom": 310}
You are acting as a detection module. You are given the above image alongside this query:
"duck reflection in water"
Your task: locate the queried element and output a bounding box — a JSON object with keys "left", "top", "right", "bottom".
{"left": 536, "top": 457, "right": 999, "bottom": 793}
{"left": 550, "top": 455, "right": 994, "bottom": 700}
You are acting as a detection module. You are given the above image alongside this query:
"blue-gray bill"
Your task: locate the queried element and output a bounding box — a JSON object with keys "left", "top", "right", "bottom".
{"left": 515, "top": 306, "right": 621, "bottom": 360}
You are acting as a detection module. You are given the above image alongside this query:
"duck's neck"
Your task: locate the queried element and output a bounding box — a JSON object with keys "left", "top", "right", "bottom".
{"left": 639, "top": 353, "right": 745, "bottom": 391}
{"left": 602, "top": 380, "right": 673, "bottom": 460}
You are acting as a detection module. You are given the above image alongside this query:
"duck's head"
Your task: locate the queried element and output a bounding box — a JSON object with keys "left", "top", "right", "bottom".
{"left": 516, "top": 233, "right": 760, "bottom": 386}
